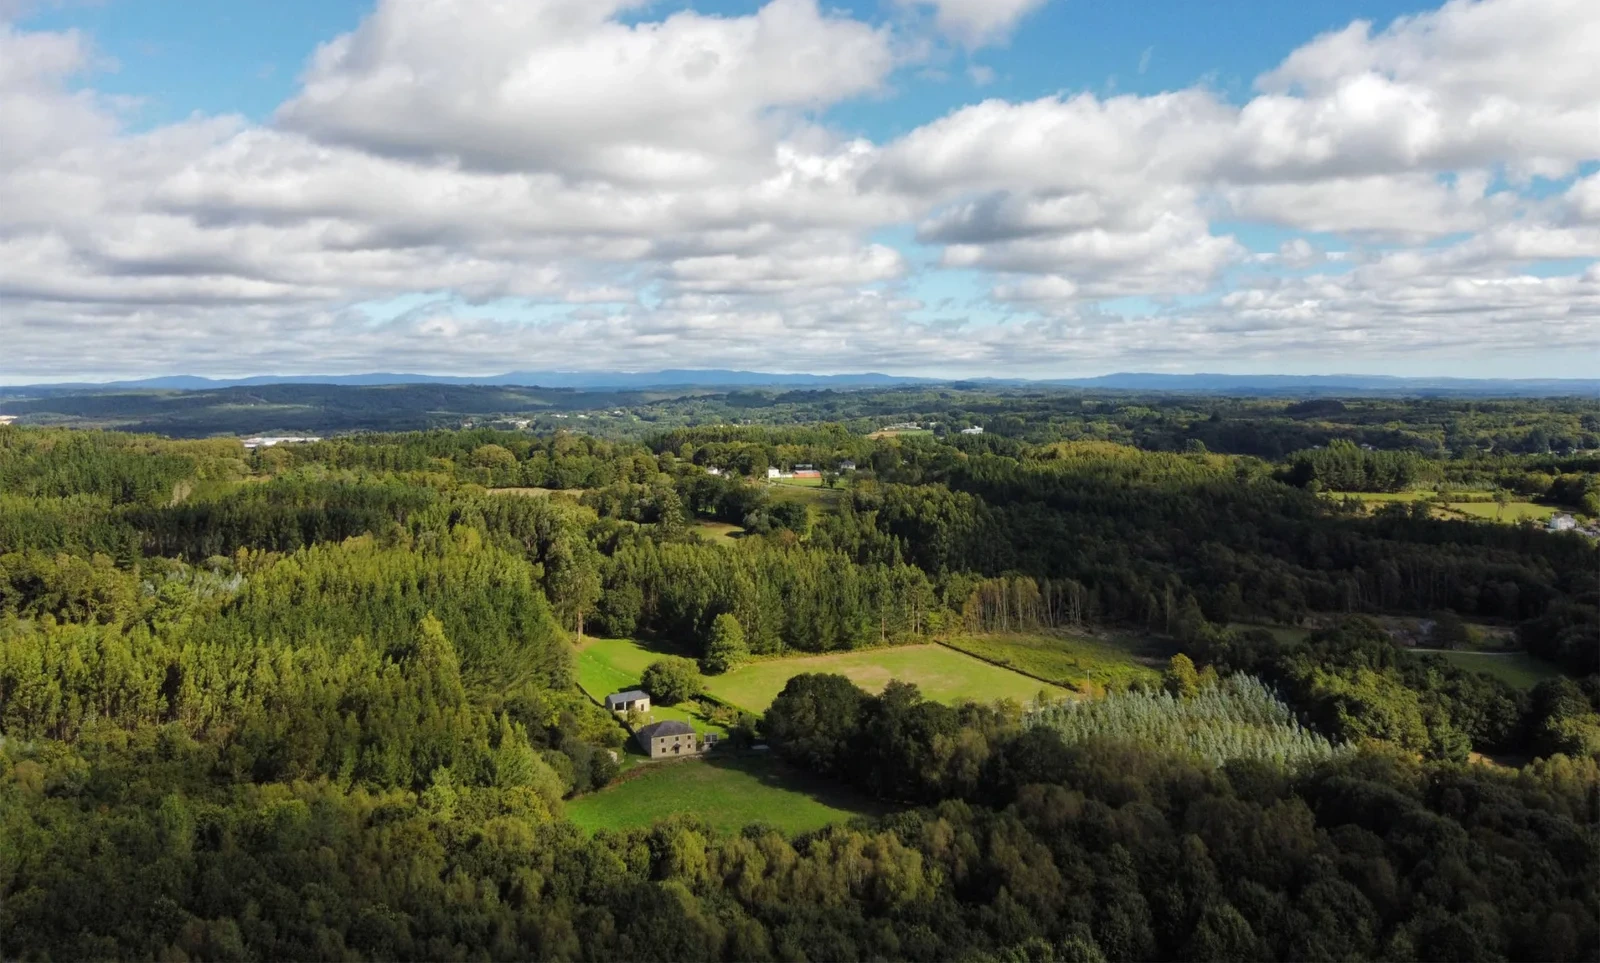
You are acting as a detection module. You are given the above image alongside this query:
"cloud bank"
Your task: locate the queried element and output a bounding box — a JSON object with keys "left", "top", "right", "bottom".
{"left": 1, "top": 0, "right": 1597, "bottom": 380}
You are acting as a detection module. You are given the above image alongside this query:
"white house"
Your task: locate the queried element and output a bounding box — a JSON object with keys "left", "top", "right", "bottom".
{"left": 839, "top": 460, "right": 856, "bottom": 471}
{"left": 1548, "top": 513, "right": 1578, "bottom": 532}
{"left": 706, "top": 467, "right": 723, "bottom": 476}
{"left": 766, "top": 466, "right": 781, "bottom": 479}
{"left": 960, "top": 426, "right": 984, "bottom": 435}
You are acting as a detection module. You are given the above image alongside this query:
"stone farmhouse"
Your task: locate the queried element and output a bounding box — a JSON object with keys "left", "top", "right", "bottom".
{"left": 636, "top": 720, "right": 697, "bottom": 758}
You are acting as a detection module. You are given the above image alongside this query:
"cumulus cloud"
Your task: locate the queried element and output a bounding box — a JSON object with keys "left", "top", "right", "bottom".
{"left": 895, "top": 0, "right": 1052, "bottom": 46}
{"left": 1222, "top": 172, "right": 1506, "bottom": 240}
{"left": 1, "top": 0, "right": 1599, "bottom": 380}
{"left": 1237, "top": 0, "right": 1600, "bottom": 179}
{"left": 277, "top": 0, "right": 893, "bottom": 183}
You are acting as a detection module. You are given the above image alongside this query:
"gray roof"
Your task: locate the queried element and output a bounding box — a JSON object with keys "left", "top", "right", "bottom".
{"left": 605, "top": 689, "right": 648, "bottom": 706}
{"left": 636, "top": 720, "right": 695, "bottom": 740}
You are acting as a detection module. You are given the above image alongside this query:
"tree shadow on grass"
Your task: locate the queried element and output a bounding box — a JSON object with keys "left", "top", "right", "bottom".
{"left": 698, "top": 748, "right": 892, "bottom": 823}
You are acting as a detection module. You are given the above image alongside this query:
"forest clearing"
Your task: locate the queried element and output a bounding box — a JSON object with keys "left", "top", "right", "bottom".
{"left": 938, "top": 631, "right": 1165, "bottom": 693}
{"left": 577, "top": 636, "right": 1064, "bottom": 715}
{"left": 1424, "top": 650, "right": 1566, "bottom": 688}
{"left": 706, "top": 643, "right": 1065, "bottom": 711}
{"left": 688, "top": 519, "right": 743, "bottom": 543}
{"left": 1326, "top": 489, "right": 1562, "bottom": 523}
{"left": 568, "top": 753, "right": 884, "bottom": 834}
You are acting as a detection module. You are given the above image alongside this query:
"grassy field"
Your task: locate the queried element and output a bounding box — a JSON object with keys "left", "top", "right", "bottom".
{"left": 1420, "top": 650, "right": 1565, "bottom": 689}
{"left": 1440, "top": 501, "right": 1557, "bottom": 522}
{"left": 767, "top": 480, "right": 843, "bottom": 510}
{"left": 1226, "top": 622, "right": 1313, "bottom": 645}
{"left": 582, "top": 637, "right": 1068, "bottom": 718}
{"left": 567, "top": 752, "right": 884, "bottom": 835}
{"left": 938, "top": 632, "right": 1162, "bottom": 693}
{"left": 706, "top": 643, "right": 1065, "bottom": 712}
{"left": 1326, "top": 490, "right": 1439, "bottom": 502}
{"left": 866, "top": 428, "right": 933, "bottom": 439}
{"left": 488, "top": 486, "right": 587, "bottom": 498}
{"left": 574, "top": 637, "right": 727, "bottom": 741}
{"left": 1324, "top": 490, "right": 1562, "bottom": 525}
{"left": 689, "top": 519, "right": 744, "bottom": 544}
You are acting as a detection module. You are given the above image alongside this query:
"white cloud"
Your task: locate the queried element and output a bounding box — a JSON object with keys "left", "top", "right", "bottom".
{"left": 1237, "top": 0, "right": 1600, "bottom": 179}
{"left": 1223, "top": 172, "right": 1506, "bottom": 240}
{"left": 1, "top": 0, "right": 1599, "bottom": 381}
{"left": 895, "top": 0, "right": 1051, "bottom": 46}
{"left": 1566, "top": 173, "right": 1600, "bottom": 224}
{"left": 1274, "top": 238, "right": 1324, "bottom": 269}
{"left": 277, "top": 0, "right": 893, "bottom": 184}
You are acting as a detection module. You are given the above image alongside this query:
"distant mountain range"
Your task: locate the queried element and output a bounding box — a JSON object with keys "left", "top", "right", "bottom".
{"left": 3, "top": 370, "right": 1597, "bottom": 397}
{"left": 1033, "top": 373, "right": 1600, "bottom": 396}
{"left": 3, "top": 370, "right": 920, "bottom": 392}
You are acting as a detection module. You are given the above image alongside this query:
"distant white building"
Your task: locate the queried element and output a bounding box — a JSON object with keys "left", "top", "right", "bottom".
{"left": 767, "top": 467, "right": 781, "bottom": 479}
{"left": 839, "top": 460, "right": 856, "bottom": 471}
{"left": 960, "top": 426, "right": 984, "bottom": 435}
{"left": 242, "top": 436, "right": 321, "bottom": 449}
{"left": 706, "top": 467, "right": 723, "bottom": 476}
{"left": 0, "top": 415, "right": 16, "bottom": 425}
{"left": 1548, "top": 513, "right": 1578, "bottom": 532}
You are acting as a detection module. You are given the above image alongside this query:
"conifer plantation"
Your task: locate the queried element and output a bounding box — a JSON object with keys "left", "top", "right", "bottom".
{"left": 1, "top": 417, "right": 1597, "bottom": 961}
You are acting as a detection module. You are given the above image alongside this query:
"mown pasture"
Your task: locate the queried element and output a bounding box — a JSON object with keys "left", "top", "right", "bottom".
{"left": 938, "top": 632, "right": 1163, "bottom": 693}
{"left": 567, "top": 753, "right": 884, "bottom": 835}
{"left": 574, "top": 637, "right": 728, "bottom": 742}
{"left": 1421, "top": 650, "right": 1565, "bottom": 689}
{"left": 706, "top": 643, "right": 1066, "bottom": 712}
{"left": 578, "top": 637, "right": 1064, "bottom": 716}
{"left": 1324, "top": 490, "right": 1560, "bottom": 524}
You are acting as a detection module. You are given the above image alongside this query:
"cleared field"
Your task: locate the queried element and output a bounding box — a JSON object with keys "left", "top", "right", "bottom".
{"left": 939, "top": 632, "right": 1161, "bottom": 693}
{"left": 1324, "top": 490, "right": 1562, "bottom": 525}
{"left": 1441, "top": 501, "right": 1556, "bottom": 522}
{"left": 767, "top": 480, "right": 843, "bottom": 509}
{"left": 690, "top": 519, "right": 744, "bottom": 544}
{"left": 1326, "top": 490, "right": 1439, "bottom": 502}
{"left": 1420, "top": 650, "right": 1565, "bottom": 689}
{"left": 866, "top": 428, "right": 932, "bottom": 439}
{"left": 574, "top": 637, "right": 727, "bottom": 740}
{"left": 488, "top": 486, "right": 586, "bottom": 497}
{"left": 568, "top": 753, "right": 884, "bottom": 835}
{"left": 707, "top": 643, "right": 1065, "bottom": 712}
{"left": 1226, "top": 622, "right": 1312, "bottom": 645}
{"left": 771, "top": 474, "right": 824, "bottom": 488}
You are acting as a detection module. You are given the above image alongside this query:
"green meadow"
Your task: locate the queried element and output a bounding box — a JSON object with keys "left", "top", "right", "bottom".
{"left": 938, "top": 632, "right": 1162, "bottom": 693}
{"left": 1422, "top": 650, "right": 1565, "bottom": 689}
{"left": 706, "top": 643, "right": 1065, "bottom": 712}
{"left": 574, "top": 637, "right": 727, "bottom": 741}
{"left": 567, "top": 753, "right": 884, "bottom": 835}
{"left": 578, "top": 637, "right": 1064, "bottom": 716}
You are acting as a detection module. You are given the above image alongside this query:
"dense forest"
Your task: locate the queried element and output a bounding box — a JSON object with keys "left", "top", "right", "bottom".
{"left": 1, "top": 408, "right": 1597, "bottom": 961}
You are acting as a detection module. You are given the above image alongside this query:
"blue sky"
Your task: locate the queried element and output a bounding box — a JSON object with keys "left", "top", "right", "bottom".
{"left": 29, "top": 0, "right": 1430, "bottom": 131}
{"left": 2, "top": 0, "right": 1597, "bottom": 381}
